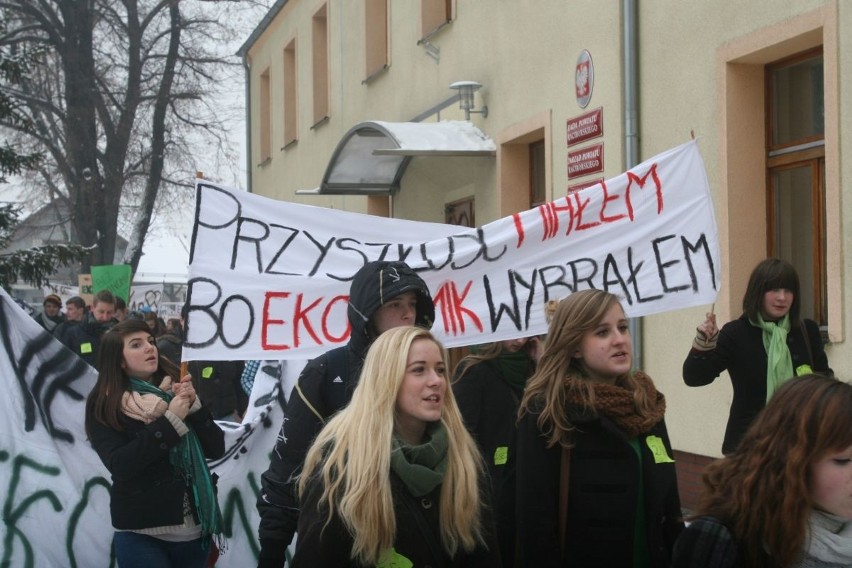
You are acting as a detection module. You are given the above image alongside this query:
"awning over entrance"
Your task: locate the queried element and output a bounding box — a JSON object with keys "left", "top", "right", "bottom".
{"left": 297, "top": 120, "right": 496, "bottom": 196}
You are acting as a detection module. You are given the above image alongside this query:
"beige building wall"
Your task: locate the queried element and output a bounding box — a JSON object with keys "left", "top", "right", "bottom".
{"left": 638, "top": 1, "right": 848, "bottom": 456}
{"left": 241, "top": 0, "right": 850, "bottom": 460}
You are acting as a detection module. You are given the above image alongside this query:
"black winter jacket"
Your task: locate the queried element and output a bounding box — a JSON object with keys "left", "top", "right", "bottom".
{"left": 156, "top": 333, "right": 183, "bottom": 368}
{"left": 516, "top": 396, "right": 684, "bottom": 568}
{"left": 682, "top": 314, "right": 830, "bottom": 453}
{"left": 292, "top": 472, "right": 502, "bottom": 568}
{"left": 453, "top": 358, "right": 530, "bottom": 568}
{"left": 256, "top": 261, "right": 434, "bottom": 566}
{"left": 55, "top": 316, "right": 111, "bottom": 367}
{"left": 86, "top": 402, "right": 225, "bottom": 530}
{"left": 188, "top": 359, "right": 247, "bottom": 420}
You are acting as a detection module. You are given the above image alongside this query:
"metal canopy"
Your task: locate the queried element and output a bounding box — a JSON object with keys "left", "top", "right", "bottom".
{"left": 299, "top": 120, "right": 496, "bottom": 196}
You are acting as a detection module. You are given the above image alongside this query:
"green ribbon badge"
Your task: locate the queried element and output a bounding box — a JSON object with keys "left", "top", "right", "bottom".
{"left": 646, "top": 435, "right": 675, "bottom": 464}
{"left": 493, "top": 446, "right": 508, "bottom": 465}
{"left": 796, "top": 364, "right": 813, "bottom": 376}
{"left": 377, "top": 548, "right": 413, "bottom": 568}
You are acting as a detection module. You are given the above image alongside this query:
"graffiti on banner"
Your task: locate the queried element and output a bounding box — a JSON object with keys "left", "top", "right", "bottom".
{"left": 0, "top": 287, "right": 303, "bottom": 567}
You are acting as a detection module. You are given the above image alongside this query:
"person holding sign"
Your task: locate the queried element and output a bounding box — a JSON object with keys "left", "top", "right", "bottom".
{"left": 683, "top": 257, "right": 831, "bottom": 454}
{"left": 516, "top": 289, "right": 683, "bottom": 567}
{"left": 85, "top": 319, "right": 225, "bottom": 568}
{"left": 672, "top": 374, "right": 852, "bottom": 568}
{"left": 452, "top": 336, "right": 540, "bottom": 568}
{"left": 291, "top": 325, "right": 501, "bottom": 567}
{"left": 257, "top": 260, "right": 435, "bottom": 567}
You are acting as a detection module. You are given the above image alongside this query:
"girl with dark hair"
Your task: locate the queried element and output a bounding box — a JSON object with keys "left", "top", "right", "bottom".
{"left": 516, "top": 289, "right": 683, "bottom": 567}
{"left": 452, "top": 337, "right": 540, "bottom": 567}
{"left": 672, "top": 374, "right": 852, "bottom": 568}
{"left": 85, "top": 319, "right": 224, "bottom": 568}
{"left": 683, "top": 257, "right": 831, "bottom": 454}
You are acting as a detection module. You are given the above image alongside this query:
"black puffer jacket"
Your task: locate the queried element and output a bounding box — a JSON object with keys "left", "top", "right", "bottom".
{"left": 256, "top": 261, "right": 434, "bottom": 567}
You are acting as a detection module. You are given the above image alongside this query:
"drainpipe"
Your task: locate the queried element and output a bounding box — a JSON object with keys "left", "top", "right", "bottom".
{"left": 242, "top": 55, "right": 252, "bottom": 192}
{"left": 622, "top": 0, "right": 641, "bottom": 368}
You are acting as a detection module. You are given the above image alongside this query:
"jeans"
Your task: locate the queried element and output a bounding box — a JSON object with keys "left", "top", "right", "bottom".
{"left": 112, "top": 531, "right": 209, "bottom": 568}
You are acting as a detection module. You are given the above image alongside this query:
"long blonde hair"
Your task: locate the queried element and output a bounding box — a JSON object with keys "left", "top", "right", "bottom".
{"left": 298, "top": 326, "right": 486, "bottom": 565}
{"left": 519, "top": 289, "right": 655, "bottom": 448}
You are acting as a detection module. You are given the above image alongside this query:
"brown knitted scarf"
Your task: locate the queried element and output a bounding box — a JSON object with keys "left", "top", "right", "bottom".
{"left": 563, "top": 371, "right": 666, "bottom": 438}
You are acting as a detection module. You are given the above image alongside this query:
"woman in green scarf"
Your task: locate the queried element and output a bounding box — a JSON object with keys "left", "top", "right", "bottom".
{"left": 452, "top": 336, "right": 540, "bottom": 568}
{"left": 683, "top": 257, "right": 832, "bottom": 454}
{"left": 85, "top": 319, "right": 224, "bottom": 568}
{"left": 292, "top": 326, "right": 500, "bottom": 567}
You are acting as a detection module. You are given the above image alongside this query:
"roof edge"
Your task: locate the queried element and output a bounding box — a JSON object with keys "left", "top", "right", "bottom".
{"left": 236, "top": 0, "right": 290, "bottom": 58}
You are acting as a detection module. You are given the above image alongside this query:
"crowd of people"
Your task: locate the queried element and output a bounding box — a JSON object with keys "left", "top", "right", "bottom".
{"left": 33, "top": 291, "right": 248, "bottom": 425}
{"left": 36, "top": 255, "right": 847, "bottom": 567}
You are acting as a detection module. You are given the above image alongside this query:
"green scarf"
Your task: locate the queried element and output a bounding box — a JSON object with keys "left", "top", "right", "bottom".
{"left": 390, "top": 423, "right": 448, "bottom": 497}
{"left": 750, "top": 314, "right": 793, "bottom": 402}
{"left": 492, "top": 350, "right": 534, "bottom": 395}
{"left": 129, "top": 378, "right": 223, "bottom": 542}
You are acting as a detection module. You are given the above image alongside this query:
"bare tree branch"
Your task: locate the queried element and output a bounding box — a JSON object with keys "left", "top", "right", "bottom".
{"left": 1, "top": 0, "right": 265, "bottom": 275}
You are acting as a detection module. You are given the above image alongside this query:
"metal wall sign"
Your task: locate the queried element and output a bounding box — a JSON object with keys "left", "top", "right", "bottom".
{"left": 567, "top": 178, "right": 604, "bottom": 193}
{"left": 567, "top": 107, "right": 603, "bottom": 147}
{"left": 567, "top": 142, "right": 604, "bottom": 178}
{"left": 575, "top": 49, "right": 595, "bottom": 109}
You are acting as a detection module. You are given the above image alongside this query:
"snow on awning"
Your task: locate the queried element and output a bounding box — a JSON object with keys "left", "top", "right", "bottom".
{"left": 296, "top": 120, "right": 496, "bottom": 196}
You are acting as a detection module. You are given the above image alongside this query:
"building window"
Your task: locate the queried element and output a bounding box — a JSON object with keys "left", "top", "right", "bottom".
{"left": 530, "top": 140, "right": 546, "bottom": 207}
{"left": 421, "top": 0, "right": 452, "bottom": 38}
{"left": 445, "top": 197, "right": 474, "bottom": 227}
{"left": 311, "top": 5, "right": 329, "bottom": 125}
{"left": 259, "top": 68, "right": 271, "bottom": 163}
{"left": 766, "top": 49, "right": 825, "bottom": 327}
{"left": 283, "top": 38, "right": 298, "bottom": 147}
{"left": 365, "top": 0, "right": 388, "bottom": 80}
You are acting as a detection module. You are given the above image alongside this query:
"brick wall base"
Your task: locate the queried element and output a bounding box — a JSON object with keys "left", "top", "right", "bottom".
{"left": 673, "top": 450, "right": 717, "bottom": 513}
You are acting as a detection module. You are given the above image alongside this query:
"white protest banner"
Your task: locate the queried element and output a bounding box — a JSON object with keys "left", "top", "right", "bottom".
{"left": 184, "top": 140, "right": 719, "bottom": 361}
{"left": 128, "top": 282, "right": 164, "bottom": 313}
{"left": 0, "top": 286, "right": 302, "bottom": 566}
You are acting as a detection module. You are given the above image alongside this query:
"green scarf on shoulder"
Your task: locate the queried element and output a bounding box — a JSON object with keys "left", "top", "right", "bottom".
{"left": 750, "top": 313, "right": 793, "bottom": 401}
{"left": 129, "top": 378, "right": 223, "bottom": 543}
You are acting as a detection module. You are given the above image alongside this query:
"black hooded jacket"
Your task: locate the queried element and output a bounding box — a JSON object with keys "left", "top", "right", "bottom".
{"left": 256, "top": 261, "right": 434, "bottom": 566}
